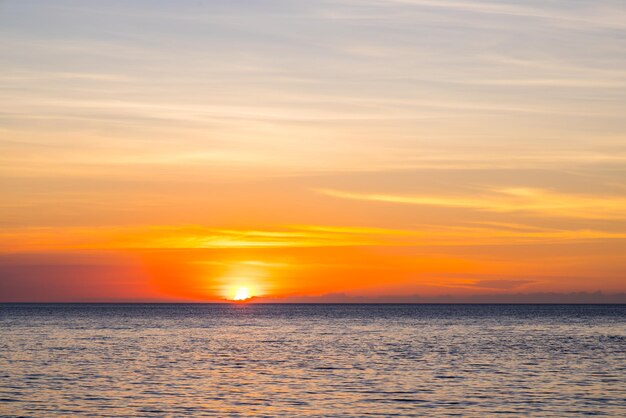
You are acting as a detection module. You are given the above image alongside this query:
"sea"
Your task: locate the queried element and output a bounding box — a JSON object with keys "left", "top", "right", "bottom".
{"left": 1, "top": 304, "right": 625, "bottom": 417}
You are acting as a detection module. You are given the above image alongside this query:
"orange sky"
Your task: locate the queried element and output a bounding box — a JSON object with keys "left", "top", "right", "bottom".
{"left": 1, "top": 1, "right": 625, "bottom": 302}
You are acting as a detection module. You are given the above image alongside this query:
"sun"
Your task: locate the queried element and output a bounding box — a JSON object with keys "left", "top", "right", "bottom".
{"left": 232, "top": 287, "right": 252, "bottom": 301}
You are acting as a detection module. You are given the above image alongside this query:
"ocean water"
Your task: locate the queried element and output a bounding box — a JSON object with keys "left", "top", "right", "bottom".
{"left": 1, "top": 304, "right": 625, "bottom": 417}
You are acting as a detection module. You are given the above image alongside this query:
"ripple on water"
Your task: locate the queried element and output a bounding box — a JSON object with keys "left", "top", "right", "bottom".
{"left": 0, "top": 304, "right": 625, "bottom": 416}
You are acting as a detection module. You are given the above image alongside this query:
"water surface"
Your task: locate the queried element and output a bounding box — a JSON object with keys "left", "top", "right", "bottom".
{"left": 1, "top": 304, "right": 625, "bottom": 416}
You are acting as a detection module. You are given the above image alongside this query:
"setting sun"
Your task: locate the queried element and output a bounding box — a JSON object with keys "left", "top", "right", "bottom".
{"left": 232, "top": 287, "right": 252, "bottom": 301}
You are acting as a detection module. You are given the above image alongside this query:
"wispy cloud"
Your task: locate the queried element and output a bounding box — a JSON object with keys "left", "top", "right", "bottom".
{"left": 2, "top": 221, "right": 624, "bottom": 253}
{"left": 381, "top": 0, "right": 626, "bottom": 29}
{"left": 0, "top": 225, "right": 377, "bottom": 252}
{"left": 317, "top": 187, "right": 626, "bottom": 219}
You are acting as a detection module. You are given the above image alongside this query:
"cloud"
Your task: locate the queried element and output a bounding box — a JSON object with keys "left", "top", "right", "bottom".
{"left": 0, "top": 225, "right": 379, "bottom": 252}
{"left": 469, "top": 279, "right": 533, "bottom": 290}
{"left": 255, "top": 291, "right": 626, "bottom": 304}
{"left": 1, "top": 221, "right": 625, "bottom": 253}
{"left": 381, "top": 0, "right": 626, "bottom": 29}
{"left": 317, "top": 187, "right": 626, "bottom": 219}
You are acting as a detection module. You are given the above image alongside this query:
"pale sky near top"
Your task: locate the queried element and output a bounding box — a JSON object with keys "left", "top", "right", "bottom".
{"left": 2, "top": 0, "right": 625, "bottom": 176}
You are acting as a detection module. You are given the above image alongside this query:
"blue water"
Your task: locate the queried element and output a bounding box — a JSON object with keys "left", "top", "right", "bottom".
{"left": 1, "top": 304, "right": 625, "bottom": 416}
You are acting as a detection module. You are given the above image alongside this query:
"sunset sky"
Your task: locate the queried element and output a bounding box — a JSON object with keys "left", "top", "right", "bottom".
{"left": 1, "top": 0, "right": 625, "bottom": 302}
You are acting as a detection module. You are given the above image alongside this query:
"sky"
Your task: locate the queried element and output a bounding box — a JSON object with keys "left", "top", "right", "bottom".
{"left": 1, "top": 0, "right": 625, "bottom": 302}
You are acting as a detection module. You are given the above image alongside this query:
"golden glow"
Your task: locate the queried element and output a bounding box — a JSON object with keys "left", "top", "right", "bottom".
{"left": 232, "top": 287, "right": 252, "bottom": 301}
